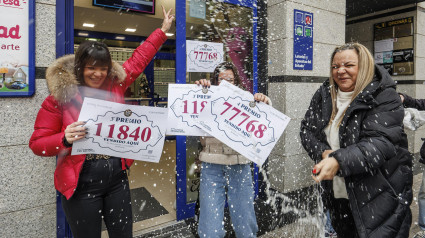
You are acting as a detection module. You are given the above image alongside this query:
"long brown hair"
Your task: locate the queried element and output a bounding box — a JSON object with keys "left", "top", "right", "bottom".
{"left": 329, "top": 42, "right": 375, "bottom": 126}
{"left": 74, "top": 41, "right": 112, "bottom": 86}
{"left": 212, "top": 62, "right": 241, "bottom": 86}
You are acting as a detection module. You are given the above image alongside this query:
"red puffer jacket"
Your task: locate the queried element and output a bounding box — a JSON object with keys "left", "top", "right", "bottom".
{"left": 29, "top": 28, "right": 167, "bottom": 199}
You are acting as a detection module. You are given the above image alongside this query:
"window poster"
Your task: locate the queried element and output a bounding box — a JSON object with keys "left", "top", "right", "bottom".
{"left": 373, "top": 17, "right": 414, "bottom": 76}
{"left": 186, "top": 40, "right": 224, "bottom": 72}
{"left": 0, "top": 0, "right": 35, "bottom": 97}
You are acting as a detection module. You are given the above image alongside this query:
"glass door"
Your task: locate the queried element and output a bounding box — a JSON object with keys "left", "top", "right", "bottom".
{"left": 175, "top": 0, "right": 259, "bottom": 220}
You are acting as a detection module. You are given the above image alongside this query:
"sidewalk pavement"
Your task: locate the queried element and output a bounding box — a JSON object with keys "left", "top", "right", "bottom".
{"left": 409, "top": 171, "right": 423, "bottom": 238}
{"left": 260, "top": 170, "right": 424, "bottom": 238}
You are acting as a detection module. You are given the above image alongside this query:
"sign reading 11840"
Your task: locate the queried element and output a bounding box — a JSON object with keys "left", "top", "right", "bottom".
{"left": 293, "top": 9, "right": 313, "bottom": 70}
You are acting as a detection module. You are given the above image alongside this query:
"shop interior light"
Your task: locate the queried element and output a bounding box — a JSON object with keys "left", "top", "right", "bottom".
{"left": 165, "top": 33, "right": 174, "bottom": 37}
{"left": 115, "top": 36, "right": 126, "bottom": 40}
{"left": 82, "top": 23, "right": 95, "bottom": 28}
{"left": 78, "top": 32, "right": 89, "bottom": 37}
{"left": 125, "top": 28, "right": 137, "bottom": 32}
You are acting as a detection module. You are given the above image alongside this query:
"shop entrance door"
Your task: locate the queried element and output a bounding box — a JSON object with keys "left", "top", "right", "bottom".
{"left": 175, "top": 0, "right": 259, "bottom": 220}
{"left": 56, "top": 0, "right": 259, "bottom": 236}
{"left": 57, "top": 1, "right": 179, "bottom": 237}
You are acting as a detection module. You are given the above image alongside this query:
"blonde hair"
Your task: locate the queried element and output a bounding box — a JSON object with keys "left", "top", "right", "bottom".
{"left": 329, "top": 42, "right": 375, "bottom": 126}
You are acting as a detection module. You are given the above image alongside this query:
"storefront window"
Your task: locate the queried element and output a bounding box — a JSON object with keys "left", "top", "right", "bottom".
{"left": 185, "top": 0, "right": 254, "bottom": 203}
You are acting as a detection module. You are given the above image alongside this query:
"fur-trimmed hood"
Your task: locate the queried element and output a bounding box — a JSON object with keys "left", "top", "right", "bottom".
{"left": 45, "top": 54, "right": 127, "bottom": 104}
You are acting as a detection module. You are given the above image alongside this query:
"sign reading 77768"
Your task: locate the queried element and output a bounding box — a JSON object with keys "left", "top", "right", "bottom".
{"left": 196, "top": 81, "right": 291, "bottom": 165}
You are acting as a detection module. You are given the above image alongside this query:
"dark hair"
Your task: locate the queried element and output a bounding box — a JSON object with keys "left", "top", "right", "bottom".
{"left": 212, "top": 62, "right": 241, "bottom": 86}
{"left": 74, "top": 41, "right": 112, "bottom": 86}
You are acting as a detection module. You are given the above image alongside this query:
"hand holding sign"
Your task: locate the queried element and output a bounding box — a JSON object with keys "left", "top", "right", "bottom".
{"left": 72, "top": 98, "right": 168, "bottom": 163}
{"left": 167, "top": 84, "right": 216, "bottom": 136}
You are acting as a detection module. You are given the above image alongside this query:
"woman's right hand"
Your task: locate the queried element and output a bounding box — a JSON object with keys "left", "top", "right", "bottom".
{"left": 160, "top": 6, "right": 174, "bottom": 34}
{"left": 399, "top": 94, "right": 405, "bottom": 103}
{"left": 195, "top": 79, "right": 211, "bottom": 87}
{"left": 322, "top": 150, "right": 334, "bottom": 160}
{"left": 312, "top": 156, "right": 340, "bottom": 183}
{"left": 64, "top": 121, "right": 87, "bottom": 144}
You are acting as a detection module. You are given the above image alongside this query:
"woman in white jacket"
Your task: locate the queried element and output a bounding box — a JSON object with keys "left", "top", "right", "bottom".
{"left": 195, "top": 62, "right": 271, "bottom": 238}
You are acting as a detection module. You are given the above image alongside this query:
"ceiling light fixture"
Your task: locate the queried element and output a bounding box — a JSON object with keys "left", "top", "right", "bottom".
{"left": 165, "top": 33, "right": 174, "bottom": 37}
{"left": 115, "top": 36, "right": 126, "bottom": 40}
{"left": 78, "top": 32, "right": 89, "bottom": 37}
{"left": 125, "top": 28, "right": 136, "bottom": 32}
{"left": 82, "top": 23, "right": 95, "bottom": 28}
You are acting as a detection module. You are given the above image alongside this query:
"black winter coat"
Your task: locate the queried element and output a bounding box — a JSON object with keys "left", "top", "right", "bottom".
{"left": 300, "top": 65, "right": 413, "bottom": 238}
{"left": 401, "top": 93, "right": 425, "bottom": 161}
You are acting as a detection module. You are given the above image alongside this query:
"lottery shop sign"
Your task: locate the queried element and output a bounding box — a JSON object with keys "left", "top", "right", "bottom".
{"left": 293, "top": 9, "right": 313, "bottom": 70}
{"left": 0, "top": 0, "right": 35, "bottom": 97}
{"left": 187, "top": 40, "right": 224, "bottom": 72}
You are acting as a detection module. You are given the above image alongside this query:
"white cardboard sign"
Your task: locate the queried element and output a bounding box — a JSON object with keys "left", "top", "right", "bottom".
{"left": 72, "top": 98, "right": 168, "bottom": 163}
{"left": 196, "top": 81, "right": 291, "bottom": 165}
{"left": 167, "top": 84, "right": 217, "bottom": 136}
{"left": 186, "top": 40, "right": 224, "bottom": 72}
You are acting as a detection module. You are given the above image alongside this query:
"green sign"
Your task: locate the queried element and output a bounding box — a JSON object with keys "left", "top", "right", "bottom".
{"left": 296, "top": 26, "right": 303, "bottom": 36}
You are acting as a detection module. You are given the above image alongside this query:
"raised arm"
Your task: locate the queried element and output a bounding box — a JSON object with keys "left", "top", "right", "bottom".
{"left": 121, "top": 6, "right": 174, "bottom": 88}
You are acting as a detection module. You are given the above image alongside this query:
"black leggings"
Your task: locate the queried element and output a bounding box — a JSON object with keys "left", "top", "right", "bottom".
{"left": 61, "top": 158, "right": 132, "bottom": 238}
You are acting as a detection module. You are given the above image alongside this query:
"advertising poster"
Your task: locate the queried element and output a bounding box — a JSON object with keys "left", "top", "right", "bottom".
{"left": 72, "top": 98, "right": 168, "bottom": 163}
{"left": 0, "top": 0, "right": 35, "bottom": 97}
{"left": 196, "top": 81, "right": 291, "bottom": 165}
{"left": 374, "top": 52, "right": 384, "bottom": 64}
{"left": 167, "top": 84, "right": 216, "bottom": 136}
{"left": 374, "top": 39, "right": 393, "bottom": 53}
{"left": 382, "top": 51, "right": 393, "bottom": 64}
{"left": 186, "top": 40, "right": 224, "bottom": 72}
{"left": 293, "top": 9, "right": 313, "bottom": 70}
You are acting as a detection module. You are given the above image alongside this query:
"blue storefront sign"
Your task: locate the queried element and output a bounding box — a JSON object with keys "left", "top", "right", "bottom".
{"left": 293, "top": 9, "right": 313, "bottom": 70}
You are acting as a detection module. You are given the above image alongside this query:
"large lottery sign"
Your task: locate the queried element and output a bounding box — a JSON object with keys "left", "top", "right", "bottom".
{"left": 187, "top": 40, "right": 224, "bottom": 72}
{"left": 197, "top": 81, "right": 290, "bottom": 165}
{"left": 167, "top": 84, "right": 217, "bottom": 136}
{"left": 0, "top": 0, "right": 35, "bottom": 97}
{"left": 72, "top": 98, "right": 168, "bottom": 163}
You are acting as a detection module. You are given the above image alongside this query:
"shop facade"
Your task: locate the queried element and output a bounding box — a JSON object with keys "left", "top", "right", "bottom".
{"left": 1, "top": 0, "right": 425, "bottom": 237}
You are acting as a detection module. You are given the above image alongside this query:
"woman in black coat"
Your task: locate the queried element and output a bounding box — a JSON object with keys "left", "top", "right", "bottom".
{"left": 300, "top": 42, "right": 413, "bottom": 238}
{"left": 400, "top": 93, "right": 425, "bottom": 238}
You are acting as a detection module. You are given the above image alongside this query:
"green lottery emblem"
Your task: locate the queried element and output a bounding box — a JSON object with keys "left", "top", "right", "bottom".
{"left": 305, "top": 28, "right": 311, "bottom": 37}
{"left": 296, "top": 26, "right": 303, "bottom": 36}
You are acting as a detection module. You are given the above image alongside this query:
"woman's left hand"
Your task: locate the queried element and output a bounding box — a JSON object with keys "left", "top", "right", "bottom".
{"left": 312, "top": 156, "right": 340, "bottom": 183}
{"left": 254, "top": 93, "right": 270, "bottom": 105}
{"left": 160, "top": 5, "right": 174, "bottom": 34}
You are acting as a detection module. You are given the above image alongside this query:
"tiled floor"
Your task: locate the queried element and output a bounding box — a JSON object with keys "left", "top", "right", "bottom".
{"left": 130, "top": 140, "right": 177, "bottom": 234}
{"left": 101, "top": 140, "right": 177, "bottom": 238}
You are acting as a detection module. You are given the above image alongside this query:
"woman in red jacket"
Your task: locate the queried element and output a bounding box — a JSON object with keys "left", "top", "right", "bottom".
{"left": 29, "top": 7, "right": 174, "bottom": 238}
